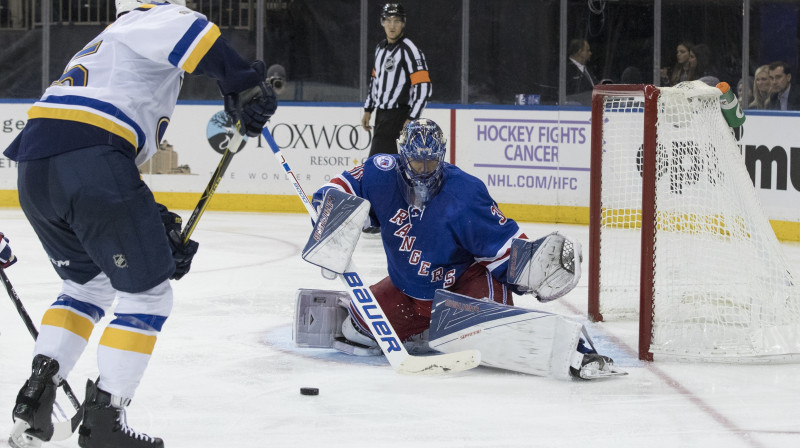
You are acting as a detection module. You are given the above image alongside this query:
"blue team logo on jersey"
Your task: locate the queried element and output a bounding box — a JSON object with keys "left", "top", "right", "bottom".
{"left": 206, "top": 110, "right": 247, "bottom": 155}
{"left": 373, "top": 154, "right": 396, "bottom": 171}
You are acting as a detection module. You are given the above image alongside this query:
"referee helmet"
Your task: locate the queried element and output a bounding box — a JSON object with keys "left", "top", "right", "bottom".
{"left": 381, "top": 3, "right": 406, "bottom": 22}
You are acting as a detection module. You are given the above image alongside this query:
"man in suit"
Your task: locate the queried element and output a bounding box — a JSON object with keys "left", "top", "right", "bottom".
{"left": 767, "top": 61, "right": 800, "bottom": 111}
{"left": 567, "top": 38, "right": 597, "bottom": 105}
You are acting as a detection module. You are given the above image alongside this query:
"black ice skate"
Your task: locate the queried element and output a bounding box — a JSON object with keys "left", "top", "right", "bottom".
{"left": 78, "top": 379, "right": 163, "bottom": 448}
{"left": 8, "top": 354, "right": 60, "bottom": 448}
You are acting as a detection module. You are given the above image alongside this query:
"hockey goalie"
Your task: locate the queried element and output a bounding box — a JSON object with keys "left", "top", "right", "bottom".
{"left": 293, "top": 118, "right": 625, "bottom": 380}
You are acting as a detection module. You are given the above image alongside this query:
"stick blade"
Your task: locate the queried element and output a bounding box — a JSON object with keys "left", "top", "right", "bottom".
{"left": 50, "top": 407, "right": 82, "bottom": 441}
{"left": 396, "top": 349, "right": 481, "bottom": 375}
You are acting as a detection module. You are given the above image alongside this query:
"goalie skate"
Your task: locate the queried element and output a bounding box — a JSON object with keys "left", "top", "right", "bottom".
{"left": 570, "top": 353, "right": 628, "bottom": 380}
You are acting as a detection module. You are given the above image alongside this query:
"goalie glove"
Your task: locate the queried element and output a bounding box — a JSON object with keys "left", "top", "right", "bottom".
{"left": 508, "top": 232, "right": 582, "bottom": 302}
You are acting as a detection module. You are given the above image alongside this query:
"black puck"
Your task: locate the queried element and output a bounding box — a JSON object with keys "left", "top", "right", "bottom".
{"left": 300, "top": 387, "right": 319, "bottom": 396}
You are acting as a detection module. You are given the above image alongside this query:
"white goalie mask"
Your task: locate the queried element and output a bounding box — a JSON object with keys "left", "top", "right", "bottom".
{"left": 115, "top": 0, "right": 186, "bottom": 17}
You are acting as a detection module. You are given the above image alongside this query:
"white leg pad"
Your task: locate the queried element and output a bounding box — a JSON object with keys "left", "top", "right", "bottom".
{"left": 429, "top": 289, "right": 583, "bottom": 378}
{"left": 293, "top": 289, "right": 349, "bottom": 348}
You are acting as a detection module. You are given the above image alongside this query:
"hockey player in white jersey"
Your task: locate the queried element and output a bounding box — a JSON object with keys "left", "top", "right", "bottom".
{"left": 5, "top": 1, "right": 277, "bottom": 447}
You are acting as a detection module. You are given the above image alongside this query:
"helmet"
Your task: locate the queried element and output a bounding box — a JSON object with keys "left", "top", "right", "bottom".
{"left": 381, "top": 3, "right": 406, "bottom": 22}
{"left": 115, "top": 0, "right": 186, "bottom": 17}
{"left": 396, "top": 119, "right": 447, "bottom": 210}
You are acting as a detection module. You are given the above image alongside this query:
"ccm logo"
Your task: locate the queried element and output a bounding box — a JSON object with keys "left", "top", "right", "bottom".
{"left": 343, "top": 272, "right": 402, "bottom": 353}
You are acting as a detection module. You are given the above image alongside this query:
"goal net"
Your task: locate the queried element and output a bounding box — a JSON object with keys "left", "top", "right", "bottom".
{"left": 588, "top": 81, "right": 800, "bottom": 362}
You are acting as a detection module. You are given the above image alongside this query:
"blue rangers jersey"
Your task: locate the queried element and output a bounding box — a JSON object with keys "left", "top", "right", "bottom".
{"left": 5, "top": 3, "right": 260, "bottom": 166}
{"left": 314, "top": 154, "right": 526, "bottom": 301}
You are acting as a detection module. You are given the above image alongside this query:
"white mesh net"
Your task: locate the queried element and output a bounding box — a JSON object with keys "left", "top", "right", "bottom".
{"left": 596, "top": 81, "right": 800, "bottom": 362}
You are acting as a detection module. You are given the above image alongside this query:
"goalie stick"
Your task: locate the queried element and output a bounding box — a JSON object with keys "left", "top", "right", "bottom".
{"left": 1, "top": 267, "right": 82, "bottom": 442}
{"left": 261, "top": 128, "right": 481, "bottom": 375}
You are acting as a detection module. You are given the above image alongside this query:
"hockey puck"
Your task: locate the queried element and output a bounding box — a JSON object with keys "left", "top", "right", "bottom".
{"left": 300, "top": 387, "right": 319, "bottom": 396}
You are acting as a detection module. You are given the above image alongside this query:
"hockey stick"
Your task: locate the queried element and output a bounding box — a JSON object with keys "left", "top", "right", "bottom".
{"left": 262, "top": 128, "right": 481, "bottom": 375}
{"left": 181, "top": 124, "right": 246, "bottom": 244}
{"left": 0, "top": 266, "right": 83, "bottom": 441}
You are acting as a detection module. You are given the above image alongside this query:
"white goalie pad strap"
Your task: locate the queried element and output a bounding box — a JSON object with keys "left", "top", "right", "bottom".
{"left": 428, "top": 290, "right": 583, "bottom": 378}
{"left": 302, "top": 189, "right": 370, "bottom": 274}
{"left": 293, "top": 289, "right": 349, "bottom": 348}
{"left": 508, "top": 232, "right": 583, "bottom": 302}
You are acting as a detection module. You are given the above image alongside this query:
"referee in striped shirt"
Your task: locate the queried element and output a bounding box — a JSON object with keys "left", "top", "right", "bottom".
{"left": 361, "top": 3, "right": 432, "bottom": 158}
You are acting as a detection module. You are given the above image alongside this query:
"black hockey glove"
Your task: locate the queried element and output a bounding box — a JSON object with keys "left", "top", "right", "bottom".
{"left": 0, "top": 232, "right": 17, "bottom": 268}
{"left": 224, "top": 60, "right": 278, "bottom": 137}
{"left": 158, "top": 204, "right": 199, "bottom": 281}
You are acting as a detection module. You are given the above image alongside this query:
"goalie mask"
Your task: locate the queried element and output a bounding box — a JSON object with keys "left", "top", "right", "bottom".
{"left": 396, "top": 119, "right": 447, "bottom": 210}
{"left": 116, "top": 0, "right": 186, "bottom": 17}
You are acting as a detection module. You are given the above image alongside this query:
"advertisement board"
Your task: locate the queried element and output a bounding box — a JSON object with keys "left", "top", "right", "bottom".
{"left": 0, "top": 102, "right": 797, "bottom": 238}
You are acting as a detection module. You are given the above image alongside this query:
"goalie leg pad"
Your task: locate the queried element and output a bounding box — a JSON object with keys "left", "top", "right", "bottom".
{"left": 302, "top": 189, "right": 370, "bottom": 274}
{"left": 428, "top": 289, "right": 584, "bottom": 378}
{"left": 293, "top": 289, "right": 349, "bottom": 348}
{"left": 508, "top": 232, "right": 583, "bottom": 302}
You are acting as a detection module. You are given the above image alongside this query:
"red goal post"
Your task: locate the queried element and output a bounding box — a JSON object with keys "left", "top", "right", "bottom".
{"left": 587, "top": 82, "right": 800, "bottom": 363}
{"left": 588, "top": 84, "right": 659, "bottom": 361}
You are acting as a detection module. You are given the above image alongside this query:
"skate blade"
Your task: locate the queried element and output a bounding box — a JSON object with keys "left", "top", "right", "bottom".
{"left": 580, "top": 367, "right": 629, "bottom": 380}
{"left": 8, "top": 420, "right": 42, "bottom": 448}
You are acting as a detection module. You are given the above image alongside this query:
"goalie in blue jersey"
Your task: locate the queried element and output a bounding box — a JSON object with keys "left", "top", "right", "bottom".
{"left": 299, "top": 119, "right": 624, "bottom": 380}
{"left": 5, "top": 1, "right": 277, "bottom": 447}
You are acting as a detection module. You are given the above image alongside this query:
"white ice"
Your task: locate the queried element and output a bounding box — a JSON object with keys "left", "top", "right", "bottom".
{"left": 1, "top": 208, "right": 799, "bottom": 448}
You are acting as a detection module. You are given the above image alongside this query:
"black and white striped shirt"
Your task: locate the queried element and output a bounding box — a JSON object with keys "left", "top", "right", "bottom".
{"left": 364, "top": 36, "right": 431, "bottom": 119}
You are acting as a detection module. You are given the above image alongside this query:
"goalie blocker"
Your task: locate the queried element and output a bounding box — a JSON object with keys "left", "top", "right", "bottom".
{"left": 302, "top": 189, "right": 370, "bottom": 274}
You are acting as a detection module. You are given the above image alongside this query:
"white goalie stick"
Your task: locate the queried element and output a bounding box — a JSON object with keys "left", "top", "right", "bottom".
{"left": 1, "top": 267, "right": 82, "bottom": 442}
{"left": 261, "top": 128, "right": 481, "bottom": 375}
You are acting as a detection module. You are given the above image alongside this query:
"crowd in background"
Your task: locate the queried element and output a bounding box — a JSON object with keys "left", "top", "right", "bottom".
{"left": 566, "top": 38, "right": 800, "bottom": 111}
{"left": 658, "top": 41, "right": 800, "bottom": 111}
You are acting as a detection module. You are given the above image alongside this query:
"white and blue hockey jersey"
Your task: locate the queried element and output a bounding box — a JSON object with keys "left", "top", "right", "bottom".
{"left": 5, "top": 3, "right": 260, "bottom": 166}
{"left": 314, "top": 155, "right": 526, "bottom": 301}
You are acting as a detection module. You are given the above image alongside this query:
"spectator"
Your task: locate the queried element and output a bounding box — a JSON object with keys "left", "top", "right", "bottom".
{"left": 749, "top": 65, "right": 771, "bottom": 109}
{"left": 621, "top": 66, "right": 643, "bottom": 84}
{"left": 689, "top": 43, "right": 718, "bottom": 80}
{"left": 767, "top": 61, "right": 800, "bottom": 111}
{"left": 661, "top": 41, "right": 694, "bottom": 86}
{"left": 566, "top": 38, "right": 597, "bottom": 106}
{"left": 737, "top": 75, "right": 752, "bottom": 106}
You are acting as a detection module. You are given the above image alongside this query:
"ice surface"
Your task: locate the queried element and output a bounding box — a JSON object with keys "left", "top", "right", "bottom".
{"left": 1, "top": 209, "right": 798, "bottom": 448}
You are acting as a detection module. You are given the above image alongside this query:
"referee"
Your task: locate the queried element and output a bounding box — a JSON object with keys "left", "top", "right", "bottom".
{"left": 361, "top": 3, "right": 432, "bottom": 159}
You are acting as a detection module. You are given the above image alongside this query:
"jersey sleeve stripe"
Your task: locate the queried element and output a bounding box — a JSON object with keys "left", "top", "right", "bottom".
{"left": 329, "top": 177, "right": 354, "bottom": 194}
{"left": 30, "top": 95, "right": 146, "bottom": 150}
{"left": 169, "top": 19, "right": 221, "bottom": 73}
{"left": 476, "top": 229, "right": 526, "bottom": 271}
{"left": 410, "top": 70, "right": 430, "bottom": 85}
